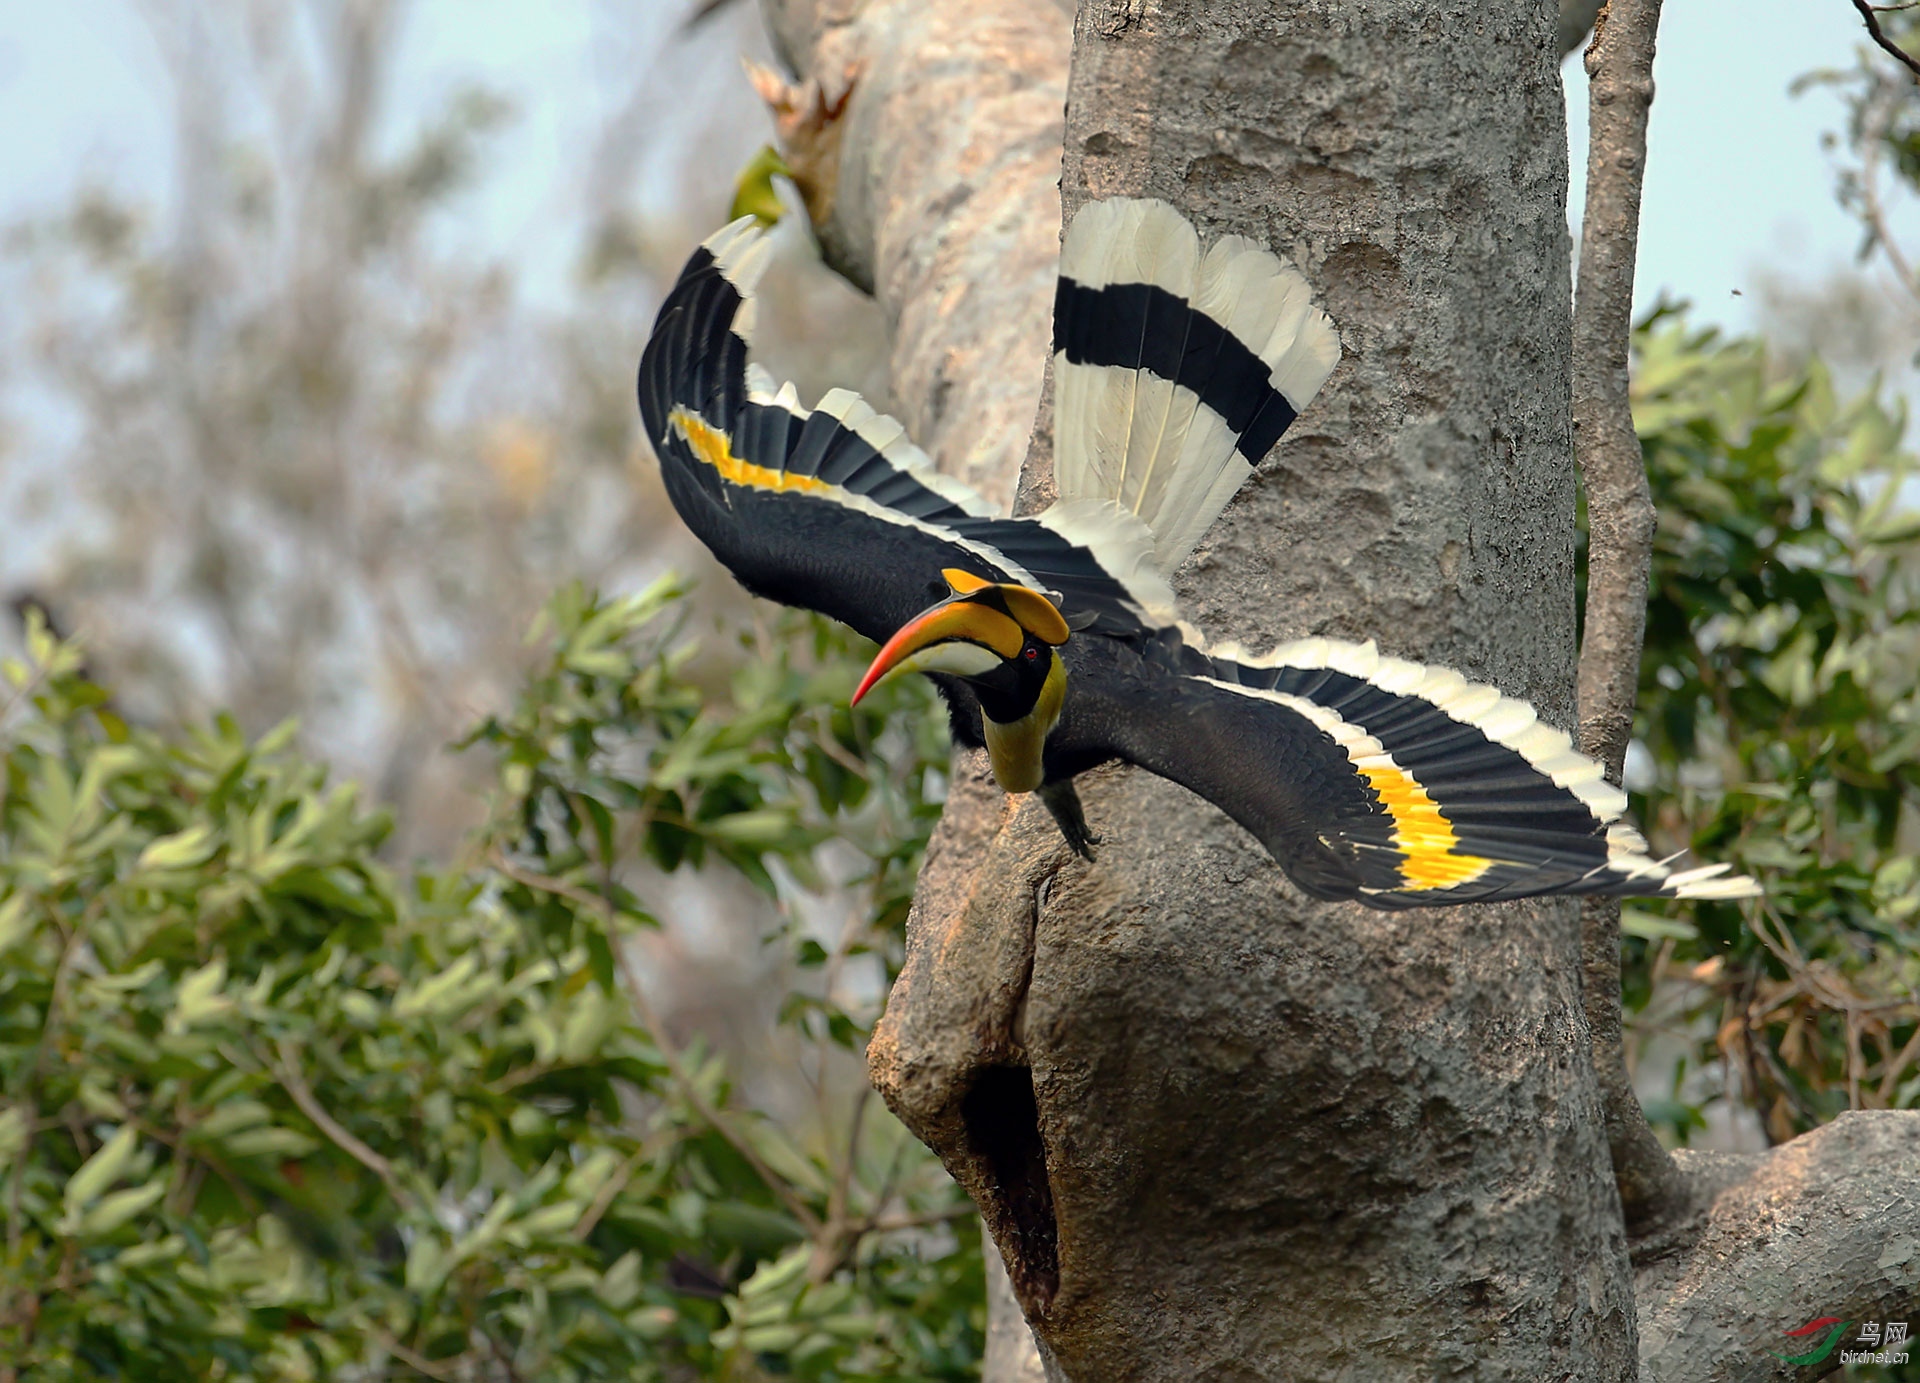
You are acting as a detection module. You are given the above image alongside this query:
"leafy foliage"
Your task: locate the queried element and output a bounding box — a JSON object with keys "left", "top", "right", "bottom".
{"left": 0, "top": 580, "right": 980, "bottom": 1381}
{"left": 1622, "top": 308, "right": 1920, "bottom": 1143}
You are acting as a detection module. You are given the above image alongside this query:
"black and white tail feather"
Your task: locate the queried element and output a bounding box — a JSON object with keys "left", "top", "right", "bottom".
{"left": 1052, "top": 198, "right": 1340, "bottom": 570}
{"left": 637, "top": 196, "right": 1761, "bottom": 909}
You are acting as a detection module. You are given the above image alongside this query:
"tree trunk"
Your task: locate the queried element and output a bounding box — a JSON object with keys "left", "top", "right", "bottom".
{"left": 755, "top": 1, "right": 1920, "bottom": 1379}
{"left": 871, "top": 0, "right": 1642, "bottom": 1376}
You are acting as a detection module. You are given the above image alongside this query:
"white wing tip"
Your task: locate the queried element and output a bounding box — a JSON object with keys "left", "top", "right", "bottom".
{"left": 703, "top": 216, "right": 773, "bottom": 287}
{"left": 1270, "top": 307, "right": 1340, "bottom": 409}
{"left": 1660, "top": 863, "right": 1764, "bottom": 900}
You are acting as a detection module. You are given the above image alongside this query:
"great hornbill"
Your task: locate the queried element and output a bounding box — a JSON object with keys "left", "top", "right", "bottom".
{"left": 636, "top": 197, "right": 1759, "bottom": 910}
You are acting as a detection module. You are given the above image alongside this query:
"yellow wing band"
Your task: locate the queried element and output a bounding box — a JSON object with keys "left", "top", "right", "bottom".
{"left": 668, "top": 408, "right": 830, "bottom": 496}
{"left": 1359, "top": 764, "right": 1492, "bottom": 890}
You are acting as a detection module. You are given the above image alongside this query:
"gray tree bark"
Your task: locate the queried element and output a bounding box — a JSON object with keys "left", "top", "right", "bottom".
{"left": 753, "top": 1, "right": 1920, "bottom": 1379}
{"left": 958, "top": 2, "right": 1638, "bottom": 1378}
{"left": 756, "top": 0, "right": 1073, "bottom": 513}
{"left": 1641, "top": 1114, "right": 1920, "bottom": 1383}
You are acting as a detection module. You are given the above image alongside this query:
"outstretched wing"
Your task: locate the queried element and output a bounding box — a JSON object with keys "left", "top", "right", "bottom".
{"left": 1085, "top": 636, "right": 1760, "bottom": 909}
{"left": 637, "top": 219, "right": 1176, "bottom": 645}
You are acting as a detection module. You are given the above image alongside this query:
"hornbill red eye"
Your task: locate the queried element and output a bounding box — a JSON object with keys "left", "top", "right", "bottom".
{"left": 1024, "top": 647, "right": 1039, "bottom": 661}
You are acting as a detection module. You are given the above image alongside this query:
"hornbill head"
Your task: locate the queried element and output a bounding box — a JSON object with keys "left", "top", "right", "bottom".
{"left": 852, "top": 568, "right": 1072, "bottom": 794}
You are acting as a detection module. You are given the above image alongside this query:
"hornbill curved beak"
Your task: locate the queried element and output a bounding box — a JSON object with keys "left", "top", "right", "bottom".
{"left": 851, "top": 569, "right": 1070, "bottom": 705}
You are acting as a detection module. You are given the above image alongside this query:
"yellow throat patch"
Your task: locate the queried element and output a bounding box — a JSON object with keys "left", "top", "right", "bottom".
{"left": 982, "top": 650, "right": 1067, "bottom": 795}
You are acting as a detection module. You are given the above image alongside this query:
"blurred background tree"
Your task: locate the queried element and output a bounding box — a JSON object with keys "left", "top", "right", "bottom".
{"left": 1756, "top": 0, "right": 1920, "bottom": 402}
{"left": 0, "top": 0, "right": 889, "bottom": 859}
{"left": 0, "top": 0, "right": 898, "bottom": 1210}
{"left": 1619, "top": 310, "right": 1919, "bottom": 1151}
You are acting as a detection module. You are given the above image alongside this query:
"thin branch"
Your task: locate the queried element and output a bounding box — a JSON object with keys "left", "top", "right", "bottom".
{"left": 1574, "top": 0, "right": 1661, "bottom": 785}
{"left": 372, "top": 1329, "right": 471, "bottom": 1382}
{"left": 571, "top": 1142, "right": 657, "bottom": 1243}
{"left": 809, "top": 1084, "right": 874, "bottom": 1281}
{"left": 830, "top": 1084, "right": 871, "bottom": 1234}
{"left": 863, "top": 1203, "right": 978, "bottom": 1234}
{"left": 610, "top": 926, "right": 826, "bottom": 1237}
{"left": 1859, "top": 92, "right": 1920, "bottom": 297}
{"left": 1879, "top": 1023, "right": 1920, "bottom": 1104}
{"left": 491, "top": 851, "right": 823, "bottom": 1235}
{"left": 1852, "top": 0, "right": 1920, "bottom": 80}
{"left": 1571, "top": 0, "right": 1696, "bottom": 1239}
{"left": 482, "top": 1325, "right": 530, "bottom": 1383}
{"left": 263, "top": 1037, "right": 411, "bottom": 1210}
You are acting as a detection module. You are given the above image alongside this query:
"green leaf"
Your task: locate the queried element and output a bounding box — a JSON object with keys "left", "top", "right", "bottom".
{"left": 64, "top": 1125, "right": 141, "bottom": 1212}
{"left": 167, "top": 956, "right": 233, "bottom": 1031}
{"left": 0, "top": 893, "right": 37, "bottom": 956}
{"left": 136, "top": 823, "right": 220, "bottom": 873}
{"left": 405, "top": 1234, "right": 448, "bottom": 1295}
{"left": 91, "top": 959, "right": 166, "bottom": 993}
{"left": 741, "top": 1323, "right": 806, "bottom": 1352}
{"left": 392, "top": 951, "right": 488, "bottom": 1021}
{"left": 79, "top": 1179, "right": 166, "bottom": 1237}
{"left": 596, "top": 1250, "right": 643, "bottom": 1309}
{"left": 708, "top": 808, "right": 795, "bottom": 846}
{"left": 0, "top": 577, "right": 979, "bottom": 1379}
{"left": 194, "top": 1100, "right": 273, "bottom": 1140}
{"left": 739, "top": 1243, "right": 812, "bottom": 1300}
{"left": 508, "top": 1198, "right": 585, "bottom": 1241}
{"left": 0, "top": 1105, "right": 31, "bottom": 1179}
{"left": 221, "top": 1127, "right": 322, "bottom": 1159}
{"left": 1619, "top": 909, "right": 1698, "bottom": 943}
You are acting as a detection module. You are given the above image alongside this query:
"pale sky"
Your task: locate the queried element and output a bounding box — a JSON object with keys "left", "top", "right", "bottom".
{"left": 1565, "top": 0, "right": 1874, "bottom": 324}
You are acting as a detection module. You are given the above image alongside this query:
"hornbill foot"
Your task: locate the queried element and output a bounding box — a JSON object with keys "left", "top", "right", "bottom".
{"left": 1038, "top": 780, "right": 1101, "bottom": 861}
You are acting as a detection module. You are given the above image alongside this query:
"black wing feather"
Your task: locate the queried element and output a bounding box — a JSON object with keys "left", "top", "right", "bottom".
{"left": 1040, "top": 634, "right": 1757, "bottom": 909}
{"left": 636, "top": 232, "right": 1168, "bottom": 646}
{"left": 638, "top": 217, "right": 1758, "bottom": 913}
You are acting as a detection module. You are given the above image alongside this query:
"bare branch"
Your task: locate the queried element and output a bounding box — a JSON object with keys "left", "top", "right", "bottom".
{"left": 265, "top": 1038, "right": 411, "bottom": 1210}
{"left": 863, "top": 1203, "right": 978, "bottom": 1234}
{"left": 1859, "top": 94, "right": 1920, "bottom": 298}
{"left": 491, "top": 852, "right": 824, "bottom": 1235}
{"left": 371, "top": 1328, "right": 472, "bottom": 1382}
{"left": 1571, "top": 0, "right": 1696, "bottom": 1237}
{"left": 1852, "top": 0, "right": 1920, "bottom": 81}
{"left": 1574, "top": 0, "right": 1661, "bottom": 785}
